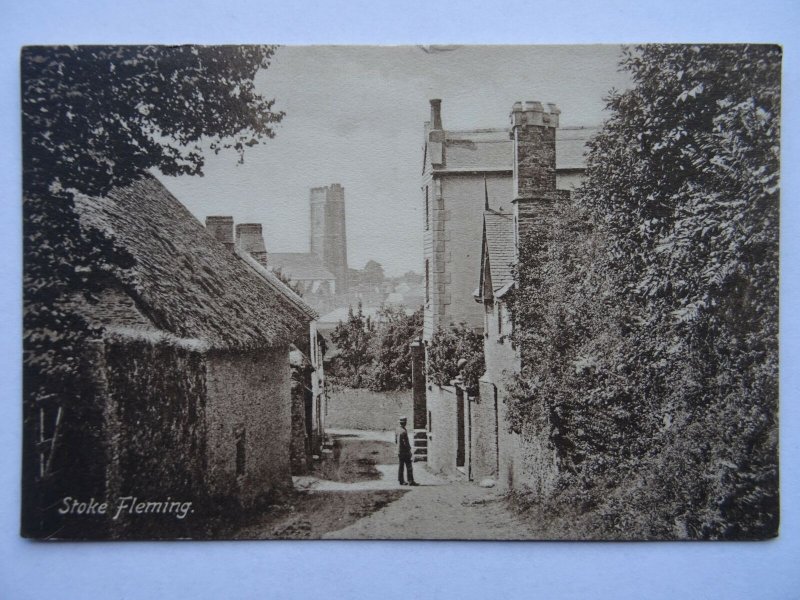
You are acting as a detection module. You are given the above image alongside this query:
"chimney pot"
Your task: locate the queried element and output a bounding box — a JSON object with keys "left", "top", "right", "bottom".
{"left": 236, "top": 222, "right": 268, "bottom": 267}
{"left": 206, "top": 216, "right": 234, "bottom": 251}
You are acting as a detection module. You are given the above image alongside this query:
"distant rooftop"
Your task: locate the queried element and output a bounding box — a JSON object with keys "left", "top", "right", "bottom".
{"left": 270, "top": 252, "right": 336, "bottom": 282}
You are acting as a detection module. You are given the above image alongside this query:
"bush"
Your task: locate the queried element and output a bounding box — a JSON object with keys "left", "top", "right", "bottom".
{"left": 426, "top": 323, "right": 485, "bottom": 396}
{"left": 327, "top": 303, "right": 423, "bottom": 391}
{"left": 507, "top": 44, "right": 780, "bottom": 539}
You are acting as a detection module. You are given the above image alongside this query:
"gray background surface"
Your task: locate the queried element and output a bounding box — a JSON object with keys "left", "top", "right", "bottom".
{"left": 1, "top": 1, "right": 798, "bottom": 598}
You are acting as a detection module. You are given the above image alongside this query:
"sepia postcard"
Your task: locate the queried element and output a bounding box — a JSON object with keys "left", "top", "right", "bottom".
{"left": 21, "top": 44, "right": 780, "bottom": 541}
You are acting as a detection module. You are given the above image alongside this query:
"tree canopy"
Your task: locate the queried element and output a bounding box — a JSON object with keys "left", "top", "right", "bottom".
{"left": 22, "top": 45, "right": 284, "bottom": 536}
{"left": 508, "top": 44, "right": 780, "bottom": 539}
{"left": 23, "top": 45, "right": 283, "bottom": 197}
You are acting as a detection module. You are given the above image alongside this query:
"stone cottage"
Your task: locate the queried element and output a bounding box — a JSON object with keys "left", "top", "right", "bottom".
{"left": 205, "top": 216, "right": 328, "bottom": 473}
{"left": 69, "top": 176, "right": 316, "bottom": 534}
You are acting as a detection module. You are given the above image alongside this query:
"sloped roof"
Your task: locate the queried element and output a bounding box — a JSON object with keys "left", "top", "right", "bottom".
{"left": 235, "top": 247, "right": 318, "bottom": 321}
{"left": 431, "top": 126, "right": 596, "bottom": 172}
{"left": 74, "top": 175, "right": 311, "bottom": 351}
{"left": 483, "top": 210, "right": 516, "bottom": 296}
{"left": 443, "top": 129, "right": 511, "bottom": 172}
{"left": 269, "top": 253, "right": 336, "bottom": 281}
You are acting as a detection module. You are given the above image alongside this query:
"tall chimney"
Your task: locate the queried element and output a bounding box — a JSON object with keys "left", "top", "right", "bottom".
{"left": 206, "top": 216, "right": 234, "bottom": 252}
{"left": 430, "top": 99, "right": 443, "bottom": 130}
{"left": 510, "top": 100, "right": 561, "bottom": 251}
{"left": 235, "top": 223, "right": 268, "bottom": 267}
{"left": 428, "top": 99, "right": 444, "bottom": 167}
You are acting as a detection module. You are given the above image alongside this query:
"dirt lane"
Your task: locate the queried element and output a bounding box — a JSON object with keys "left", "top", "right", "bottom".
{"left": 233, "top": 429, "right": 535, "bottom": 540}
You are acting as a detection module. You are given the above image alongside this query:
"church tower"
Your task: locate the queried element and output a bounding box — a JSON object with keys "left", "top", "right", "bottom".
{"left": 309, "top": 183, "right": 348, "bottom": 292}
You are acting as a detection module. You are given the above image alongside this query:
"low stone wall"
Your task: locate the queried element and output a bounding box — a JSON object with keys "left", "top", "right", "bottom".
{"left": 326, "top": 387, "right": 413, "bottom": 431}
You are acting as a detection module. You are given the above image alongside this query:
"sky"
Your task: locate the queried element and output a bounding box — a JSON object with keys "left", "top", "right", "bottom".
{"left": 160, "top": 45, "right": 633, "bottom": 277}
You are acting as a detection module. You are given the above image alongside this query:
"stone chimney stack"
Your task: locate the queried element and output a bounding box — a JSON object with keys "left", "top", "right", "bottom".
{"left": 428, "top": 99, "right": 444, "bottom": 167}
{"left": 509, "top": 100, "right": 561, "bottom": 250}
{"left": 206, "top": 216, "right": 234, "bottom": 252}
{"left": 235, "top": 223, "right": 268, "bottom": 267}
{"left": 430, "top": 99, "right": 443, "bottom": 130}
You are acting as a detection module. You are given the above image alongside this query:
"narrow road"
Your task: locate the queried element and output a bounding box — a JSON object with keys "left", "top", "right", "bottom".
{"left": 234, "top": 429, "right": 536, "bottom": 540}
{"left": 313, "top": 430, "right": 535, "bottom": 540}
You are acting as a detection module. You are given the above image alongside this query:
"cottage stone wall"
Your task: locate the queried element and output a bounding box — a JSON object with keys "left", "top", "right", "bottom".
{"left": 326, "top": 387, "right": 413, "bottom": 431}
{"left": 102, "top": 338, "right": 208, "bottom": 536}
{"left": 205, "top": 346, "right": 292, "bottom": 508}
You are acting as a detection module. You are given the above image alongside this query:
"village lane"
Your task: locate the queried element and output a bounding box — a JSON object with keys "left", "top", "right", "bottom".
{"left": 311, "top": 430, "right": 536, "bottom": 540}
{"left": 232, "top": 429, "right": 537, "bottom": 540}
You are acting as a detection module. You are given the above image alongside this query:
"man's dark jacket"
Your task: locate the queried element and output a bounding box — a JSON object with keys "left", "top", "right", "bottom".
{"left": 397, "top": 427, "right": 412, "bottom": 458}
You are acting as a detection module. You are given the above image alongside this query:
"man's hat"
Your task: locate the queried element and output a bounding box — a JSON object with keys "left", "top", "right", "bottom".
{"left": 399, "top": 416, "right": 407, "bottom": 422}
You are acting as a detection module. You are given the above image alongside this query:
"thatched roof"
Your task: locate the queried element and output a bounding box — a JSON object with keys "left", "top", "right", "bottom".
{"left": 74, "top": 175, "right": 313, "bottom": 351}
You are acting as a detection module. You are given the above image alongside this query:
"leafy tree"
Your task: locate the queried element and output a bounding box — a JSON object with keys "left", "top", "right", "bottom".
{"left": 368, "top": 305, "right": 423, "bottom": 391}
{"left": 427, "top": 323, "right": 485, "bottom": 396}
{"left": 508, "top": 44, "right": 780, "bottom": 539}
{"left": 361, "top": 260, "right": 386, "bottom": 290}
{"left": 22, "top": 45, "right": 284, "bottom": 536}
{"left": 328, "top": 303, "right": 375, "bottom": 388}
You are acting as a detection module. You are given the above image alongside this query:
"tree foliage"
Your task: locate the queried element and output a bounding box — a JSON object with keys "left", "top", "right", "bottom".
{"left": 507, "top": 44, "right": 780, "bottom": 539}
{"left": 329, "top": 303, "right": 376, "bottom": 388}
{"left": 22, "top": 45, "right": 284, "bottom": 535}
{"left": 369, "top": 305, "right": 423, "bottom": 391}
{"left": 327, "top": 304, "right": 423, "bottom": 392}
{"left": 426, "top": 323, "right": 485, "bottom": 396}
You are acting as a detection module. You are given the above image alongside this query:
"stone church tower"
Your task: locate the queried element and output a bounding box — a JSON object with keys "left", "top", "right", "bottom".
{"left": 309, "top": 183, "right": 348, "bottom": 292}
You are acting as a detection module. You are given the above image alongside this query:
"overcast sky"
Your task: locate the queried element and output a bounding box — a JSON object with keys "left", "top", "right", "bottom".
{"left": 160, "top": 45, "right": 632, "bottom": 276}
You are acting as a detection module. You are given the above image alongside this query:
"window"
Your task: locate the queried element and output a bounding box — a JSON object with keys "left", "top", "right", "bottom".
{"left": 235, "top": 428, "right": 246, "bottom": 476}
{"left": 425, "top": 259, "right": 430, "bottom": 304}
{"left": 497, "top": 302, "right": 503, "bottom": 335}
{"left": 424, "top": 186, "right": 430, "bottom": 230}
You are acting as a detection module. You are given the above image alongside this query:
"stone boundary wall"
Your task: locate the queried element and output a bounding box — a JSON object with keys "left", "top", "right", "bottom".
{"left": 326, "top": 387, "right": 413, "bottom": 431}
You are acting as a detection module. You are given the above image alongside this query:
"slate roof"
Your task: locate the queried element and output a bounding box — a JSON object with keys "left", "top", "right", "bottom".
{"left": 74, "top": 175, "right": 312, "bottom": 351}
{"left": 433, "top": 126, "right": 596, "bottom": 172}
{"left": 269, "top": 253, "right": 336, "bottom": 282}
{"left": 482, "top": 210, "right": 516, "bottom": 298}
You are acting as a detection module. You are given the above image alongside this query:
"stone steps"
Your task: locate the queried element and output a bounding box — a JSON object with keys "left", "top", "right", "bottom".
{"left": 412, "top": 429, "right": 428, "bottom": 462}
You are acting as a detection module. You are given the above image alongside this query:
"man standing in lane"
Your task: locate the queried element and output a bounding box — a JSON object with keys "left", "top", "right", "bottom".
{"left": 396, "top": 416, "right": 418, "bottom": 486}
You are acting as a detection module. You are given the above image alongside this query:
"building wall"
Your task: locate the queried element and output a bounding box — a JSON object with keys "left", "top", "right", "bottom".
{"left": 309, "top": 184, "right": 348, "bottom": 293}
{"left": 325, "top": 387, "right": 413, "bottom": 431}
{"left": 101, "top": 337, "right": 209, "bottom": 537}
{"left": 426, "top": 384, "right": 458, "bottom": 475}
{"left": 469, "top": 384, "right": 498, "bottom": 482}
{"left": 324, "top": 183, "right": 348, "bottom": 291}
{"left": 556, "top": 171, "right": 584, "bottom": 191}
{"left": 205, "top": 346, "right": 292, "bottom": 508}
{"left": 423, "top": 172, "right": 512, "bottom": 340}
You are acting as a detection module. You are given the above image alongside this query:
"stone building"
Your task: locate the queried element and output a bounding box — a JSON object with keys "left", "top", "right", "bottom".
{"left": 264, "top": 184, "right": 349, "bottom": 300}
{"left": 471, "top": 100, "right": 570, "bottom": 492}
{"left": 310, "top": 183, "right": 349, "bottom": 293}
{"left": 268, "top": 252, "right": 337, "bottom": 296}
{"left": 419, "top": 99, "right": 591, "bottom": 482}
{"left": 61, "top": 176, "right": 317, "bottom": 536}
{"left": 420, "top": 98, "right": 594, "bottom": 341}
{"left": 206, "top": 215, "right": 328, "bottom": 474}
